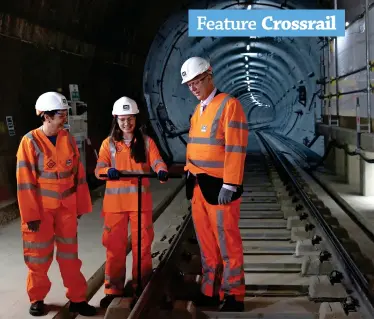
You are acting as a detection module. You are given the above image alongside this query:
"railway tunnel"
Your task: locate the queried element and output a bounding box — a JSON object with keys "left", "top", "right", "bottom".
{"left": 2, "top": 0, "right": 374, "bottom": 318}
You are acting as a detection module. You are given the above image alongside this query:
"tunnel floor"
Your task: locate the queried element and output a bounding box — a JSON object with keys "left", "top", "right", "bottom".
{"left": 1, "top": 135, "right": 374, "bottom": 318}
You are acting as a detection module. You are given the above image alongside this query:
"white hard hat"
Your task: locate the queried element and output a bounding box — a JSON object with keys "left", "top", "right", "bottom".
{"left": 35, "top": 92, "right": 69, "bottom": 115}
{"left": 180, "top": 57, "right": 211, "bottom": 84}
{"left": 112, "top": 96, "right": 139, "bottom": 116}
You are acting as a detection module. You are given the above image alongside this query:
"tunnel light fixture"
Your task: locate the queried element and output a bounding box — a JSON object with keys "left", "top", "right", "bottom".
{"left": 345, "top": 22, "right": 349, "bottom": 27}
{"left": 245, "top": 64, "right": 249, "bottom": 68}
{"left": 247, "top": 87, "right": 251, "bottom": 91}
{"left": 246, "top": 71, "right": 249, "bottom": 74}
{"left": 246, "top": 45, "right": 250, "bottom": 51}
{"left": 246, "top": 76, "right": 249, "bottom": 80}
{"left": 245, "top": 56, "right": 249, "bottom": 61}
{"left": 247, "top": 5, "right": 252, "bottom": 10}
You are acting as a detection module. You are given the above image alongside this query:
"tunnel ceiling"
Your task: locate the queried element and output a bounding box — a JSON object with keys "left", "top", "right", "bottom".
{"left": 1, "top": 0, "right": 187, "bottom": 52}
{"left": 1, "top": 0, "right": 340, "bottom": 164}
{"left": 142, "top": 0, "right": 333, "bottom": 162}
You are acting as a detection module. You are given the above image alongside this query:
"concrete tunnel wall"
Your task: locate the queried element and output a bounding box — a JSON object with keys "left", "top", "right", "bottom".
{"left": 142, "top": 0, "right": 325, "bottom": 163}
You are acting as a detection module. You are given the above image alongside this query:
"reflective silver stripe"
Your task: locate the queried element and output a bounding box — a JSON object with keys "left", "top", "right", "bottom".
{"left": 228, "top": 266, "right": 242, "bottom": 277}
{"left": 145, "top": 136, "right": 150, "bottom": 151}
{"left": 188, "top": 159, "right": 224, "bottom": 168}
{"left": 109, "top": 139, "right": 116, "bottom": 168}
{"left": 39, "top": 171, "right": 73, "bottom": 179}
{"left": 55, "top": 236, "right": 77, "bottom": 244}
{"left": 105, "top": 186, "right": 148, "bottom": 195}
{"left": 217, "top": 209, "right": 244, "bottom": 292}
{"left": 151, "top": 159, "right": 164, "bottom": 171}
{"left": 37, "top": 187, "right": 75, "bottom": 199}
{"left": 228, "top": 121, "right": 247, "bottom": 129}
{"left": 17, "top": 160, "right": 36, "bottom": 171}
{"left": 225, "top": 145, "right": 247, "bottom": 153}
{"left": 105, "top": 274, "right": 126, "bottom": 283}
{"left": 23, "top": 237, "right": 54, "bottom": 249}
{"left": 210, "top": 95, "right": 232, "bottom": 139}
{"left": 188, "top": 137, "right": 224, "bottom": 146}
{"left": 26, "top": 132, "right": 44, "bottom": 174}
{"left": 56, "top": 252, "right": 78, "bottom": 259}
{"left": 24, "top": 251, "right": 53, "bottom": 264}
{"left": 96, "top": 162, "right": 109, "bottom": 168}
{"left": 17, "top": 183, "right": 37, "bottom": 191}
{"left": 105, "top": 274, "right": 126, "bottom": 290}
{"left": 67, "top": 133, "right": 79, "bottom": 185}
{"left": 77, "top": 177, "right": 86, "bottom": 185}
{"left": 192, "top": 221, "right": 221, "bottom": 294}
{"left": 67, "top": 132, "right": 77, "bottom": 157}
{"left": 201, "top": 278, "right": 214, "bottom": 295}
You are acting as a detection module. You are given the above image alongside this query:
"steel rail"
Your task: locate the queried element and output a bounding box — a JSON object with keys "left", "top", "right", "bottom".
{"left": 257, "top": 132, "right": 374, "bottom": 312}
{"left": 127, "top": 208, "right": 192, "bottom": 319}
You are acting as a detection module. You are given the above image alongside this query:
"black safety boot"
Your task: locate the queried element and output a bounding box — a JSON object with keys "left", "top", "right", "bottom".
{"left": 193, "top": 292, "right": 221, "bottom": 307}
{"left": 99, "top": 294, "right": 122, "bottom": 308}
{"left": 69, "top": 301, "right": 97, "bottom": 316}
{"left": 219, "top": 295, "right": 244, "bottom": 312}
{"left": 29, "top": 300, "right": 45, "bottom": 316}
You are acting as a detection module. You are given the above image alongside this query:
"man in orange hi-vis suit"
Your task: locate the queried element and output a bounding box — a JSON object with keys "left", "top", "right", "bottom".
{"left": 95, "top": 96, "right": 169, "bottom": 308}
{"left": 181, "top": 57, "right": 249, "bottom": 312}
{"left": 16, "top": 92, "right": 96, "bottom": 317}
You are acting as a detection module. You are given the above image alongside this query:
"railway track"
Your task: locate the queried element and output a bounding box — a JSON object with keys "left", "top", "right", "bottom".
{"left": 71, "top": 133, "right": 374, "bottom": 319}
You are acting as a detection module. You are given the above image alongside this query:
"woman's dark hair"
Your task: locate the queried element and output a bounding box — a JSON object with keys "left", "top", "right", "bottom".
{"left": 110, "top": 114, "right": 147, "bottom": 163}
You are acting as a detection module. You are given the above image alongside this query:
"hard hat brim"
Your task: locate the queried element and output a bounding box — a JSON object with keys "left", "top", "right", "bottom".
{"left": 112, "top": 110, "right": 139, "bottom": 116}
{"left": 181, "top": 66, "right": 211, "bottom": 85}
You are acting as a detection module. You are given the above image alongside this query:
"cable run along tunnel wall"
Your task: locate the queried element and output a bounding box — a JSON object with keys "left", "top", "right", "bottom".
{"left": 142, "top": 0, "right": 324, "bottom": 163}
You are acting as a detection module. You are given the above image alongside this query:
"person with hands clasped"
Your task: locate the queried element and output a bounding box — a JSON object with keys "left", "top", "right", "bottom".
{"left": 95, "top": 96, "right": 169, "bottom": 308}
{"left": 16, "top": 92, "right": 96, "bottom": 317}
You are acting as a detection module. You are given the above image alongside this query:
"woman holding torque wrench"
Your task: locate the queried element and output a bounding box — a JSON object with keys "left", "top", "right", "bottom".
{"left": 94, "top": 96, "right": 169, "bottom": 308}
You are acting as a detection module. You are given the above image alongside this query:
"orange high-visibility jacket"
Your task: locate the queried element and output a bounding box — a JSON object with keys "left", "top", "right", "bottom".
{"left": 95, "top": 135, "right": 167, "bottom": 213}
{"left": 16, "top": 128, "right": 92, "bottom": 223}
{"left": 185, "top": 93, "right": 249, "bottom": 186}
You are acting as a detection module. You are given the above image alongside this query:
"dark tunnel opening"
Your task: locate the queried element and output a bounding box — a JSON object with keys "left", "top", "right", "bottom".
{"left": 143, "top": 0, "right": 326, "bottom": 164}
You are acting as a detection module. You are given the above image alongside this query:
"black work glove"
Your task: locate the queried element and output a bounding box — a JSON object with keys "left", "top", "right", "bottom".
{"left": 27, "top": 220, "right": 41, "bottom": 232}
{"left": 107, "top": 168, "right": 120, "bottom": 180}
{"left": 157, "top": 170, "right": 169, "bottom": 182}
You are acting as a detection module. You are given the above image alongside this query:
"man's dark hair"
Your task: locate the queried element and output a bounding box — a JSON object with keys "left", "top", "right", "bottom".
{"left": 40, "top": 110, "right": 59, "bottom": 122}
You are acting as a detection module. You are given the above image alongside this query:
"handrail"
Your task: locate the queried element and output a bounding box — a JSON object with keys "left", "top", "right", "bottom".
{"left": 257, "top": 132, "right": 374, "bottom": 313}
{"left": 99, "top": 172, "right": 184, "bottom": 179}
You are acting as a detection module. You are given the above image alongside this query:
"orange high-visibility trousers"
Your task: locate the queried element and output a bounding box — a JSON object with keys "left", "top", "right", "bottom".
{"left": 22, "top": 206, "right": 87, "bottom": 304}
{"left": 191, "top": 184, "right": 245, "bottom": 301}
{"left": 102, "top": 210, "right": 154, "bottom": 295}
